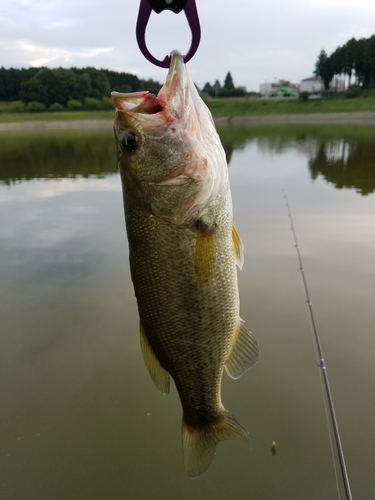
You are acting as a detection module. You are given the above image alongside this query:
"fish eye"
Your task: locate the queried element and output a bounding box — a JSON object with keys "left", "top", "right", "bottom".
{"left": 122, "top": 131, "right": 139, "bottom": 152}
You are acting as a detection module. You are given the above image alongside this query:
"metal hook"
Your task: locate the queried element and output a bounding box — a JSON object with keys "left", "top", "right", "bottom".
{"left": 136, "top": 0, "right": 201, "bottom": 68}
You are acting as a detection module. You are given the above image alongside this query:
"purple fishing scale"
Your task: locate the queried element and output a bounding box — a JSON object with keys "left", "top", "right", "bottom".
{"left": 136, "top": 0, "right": 201, "bottom": 67}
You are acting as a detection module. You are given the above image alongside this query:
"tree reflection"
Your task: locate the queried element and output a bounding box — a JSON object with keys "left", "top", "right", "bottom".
{"left": 218, "top": 124, "right": 375, "bottom": 196}
{"left": 2, "top": 125, "right": 375, "bottom": 196}
{"left": 0, "top": 130, "right": 117, "bottom": 185}
{"left": 308, "top": 138, "right": 375, "bottom": 195}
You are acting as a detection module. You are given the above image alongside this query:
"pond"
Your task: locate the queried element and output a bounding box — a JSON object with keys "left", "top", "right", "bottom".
{"left": 1, "top": 124, "right": 375, "bottom": 500}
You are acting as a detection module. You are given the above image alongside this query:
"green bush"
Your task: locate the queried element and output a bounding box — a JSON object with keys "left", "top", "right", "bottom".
{"left": 208, "top": 88, "right": 247, "bottom": 98}
{"left": 100, "top": 97, "right": 114, "bottom": 110}
{"left": 346, "top": 86, "right": 361, "bottom": 99}
{"left": 67, "top": 99, "right": 83, "bottom": 110}
{"left": 26, "top": 101, "right": 46, "bottom": 112}
{"left": 49, "top": 102, "right": 65, "bottom": 112}
{"left": 9, "top": 100, "right": 26, "bottom": 112}
{"left": 299, "top": 91, "right": 309, "bottom": 102}
{"left": 84, "top": 97, "right": 101, "bottom": 110}
{"left": 82, "top": 96, "right": 114, "bottom": 110}
{"left": 10, "top": 101, "right": 22, "bottom": 112}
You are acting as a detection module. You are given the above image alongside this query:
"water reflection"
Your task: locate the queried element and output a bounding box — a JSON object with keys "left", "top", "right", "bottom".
{"left": 2, "top": 126, "right": 375, "bottom": 197}
{"left": 1, "top": 124, "right": 375, "bottom": 499}
{"left": 308, "top": 138, "right": 375, "bottom": 195}
{"left": 0, "top": 130, "right": 117, "bottom": 185}
{"left": 218, "top": 125, "right": 375, "bottom": 195}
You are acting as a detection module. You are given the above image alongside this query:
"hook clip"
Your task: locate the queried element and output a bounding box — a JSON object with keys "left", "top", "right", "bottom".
{"left": 136, "top": 0, "right": 201, "bottom": 68}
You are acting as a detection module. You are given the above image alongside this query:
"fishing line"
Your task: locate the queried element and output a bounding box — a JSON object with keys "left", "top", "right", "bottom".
{"left": 282, "top": 190, "right": 353, "bottom": 500}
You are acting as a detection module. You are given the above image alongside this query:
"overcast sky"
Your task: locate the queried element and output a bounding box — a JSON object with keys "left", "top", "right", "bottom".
{"left": 1, "top": 0, "right": 375, "bottom": 92}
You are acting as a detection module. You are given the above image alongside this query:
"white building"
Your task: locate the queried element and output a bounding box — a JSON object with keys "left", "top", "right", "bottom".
{"left": 299, "top": 76, "right": 345, "bottom": 93}
{"left": 259, "top": 81, "right": 280, "bottom": 95}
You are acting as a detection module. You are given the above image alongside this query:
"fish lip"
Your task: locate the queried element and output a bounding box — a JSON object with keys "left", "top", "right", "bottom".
{"left": 167, "top": 50, "right": 185, "bottom": 76}
{"left": 157, "top": 50, "right": 186, "bottom": 108}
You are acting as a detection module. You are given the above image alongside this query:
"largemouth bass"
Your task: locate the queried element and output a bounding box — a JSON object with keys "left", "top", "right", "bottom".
{"left": 111, "top": 51, "right": 259, "bottom": 478}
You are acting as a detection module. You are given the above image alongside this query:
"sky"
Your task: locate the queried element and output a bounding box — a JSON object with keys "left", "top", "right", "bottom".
{"left": 1, "top": 0, "right": 375, "bottom": 92}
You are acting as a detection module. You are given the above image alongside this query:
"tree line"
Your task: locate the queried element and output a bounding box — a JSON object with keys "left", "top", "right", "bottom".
{"left": 315, "top": 35, "right": 375, "bottom": 90}
{"left": 0, "top": 66, "right": 247, "bottom": 113}
{"left": 0, "top": 66, "right": 162, "bottom": 110}
{"left": 202, "top": 72, "right": 247, "bottom": 97}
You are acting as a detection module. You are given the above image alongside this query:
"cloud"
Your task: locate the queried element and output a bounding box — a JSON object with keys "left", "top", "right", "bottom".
{"left": 1, "top": 0, "right": 375, "bottom": 91}
{"left": 0, "top": 177, "right": 121, "bottom": 205}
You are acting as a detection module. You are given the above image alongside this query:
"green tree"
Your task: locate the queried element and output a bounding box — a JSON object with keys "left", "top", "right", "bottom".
{"left": 0, "top": 67, "right": 38, "bottom": 101}
{"left": 224, "top": 72, "right": 235, "bottom": 90}
{"left": 314, "top": 49, "right": 334, "bottom": 90}
{"left": 315, "top": 35, "right": 375, "bottom": 90}
{"left": 20, "top": 75, "right": 49, "bottom": 105}
{"left": 102, "top": 69, "right": 140, "bottom": 93}
{"left": 74, "top": 67, "right": 110, "bottom": 98}
{"left": 202, "top": 82, "right": 212, "bottom": 93}
{"left": 343, "top": 38, "right": 357, "bottom": 87}
{"left": 0, "top": 66, "right": 163, "bottom": 105}
{"left": 139, "top": 78, "right": 162, "bottom": 94}
{"left": 20, "top": 68, "right": 92, "bottom": 106}
{"left": 210, "top": 79, "right": 221, "bottom": 97}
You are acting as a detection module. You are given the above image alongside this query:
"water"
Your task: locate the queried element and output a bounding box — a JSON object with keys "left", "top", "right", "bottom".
{"left": 1, "top": 124, "right": 375, "bottom": 499}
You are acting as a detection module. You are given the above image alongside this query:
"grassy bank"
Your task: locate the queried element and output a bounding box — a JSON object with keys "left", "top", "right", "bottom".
{"left": 206, "top": 95, "right": 375, "bottom": 117}
{"left": 0, "top": 109, "right": 114, "bottom": 123}
{"left": 2, "top": 95, "right": 375, "bottom": 123}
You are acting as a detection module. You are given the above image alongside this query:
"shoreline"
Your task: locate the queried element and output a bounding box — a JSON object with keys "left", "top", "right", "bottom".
{"left": 2, "top": 111, "right": 375, "bottom": 131}
{"left": 217, "top": 111, "right": 375, "bottom": 125}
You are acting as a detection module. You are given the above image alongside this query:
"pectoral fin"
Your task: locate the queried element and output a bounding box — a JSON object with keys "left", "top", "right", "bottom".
{"left": 225, "top": 319, "right": 260, "bottom": 379}
{"left": 232, "top": 222, "right": 244, "bottom": 269}
{"left": 140, "top": 321, "right": 170, "bottom": 395}
{"left": 194, "top": 220, "right": 216, "bottom": 283}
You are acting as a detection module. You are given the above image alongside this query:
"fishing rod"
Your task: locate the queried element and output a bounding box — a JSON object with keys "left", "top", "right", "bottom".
{"left": 283, "top": 190, "right": 353, "bottom": 500}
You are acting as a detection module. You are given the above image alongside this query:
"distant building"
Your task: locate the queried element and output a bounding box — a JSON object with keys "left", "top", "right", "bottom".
{"left": 259, "top": 81, "right": 280, "bottom": 95}
{"left": 259, "top": 80, "right": 299, "bottom": 98}
{"left": 299, "top": 76, "right": 345, "bottom": 93}
{"left": 260, "top": 77, "right": 346, "bottom": 96}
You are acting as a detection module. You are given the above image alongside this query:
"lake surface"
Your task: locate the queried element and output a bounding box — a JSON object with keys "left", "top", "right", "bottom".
{"left": 1, "top": 124, "right": 375, "bottom": 499}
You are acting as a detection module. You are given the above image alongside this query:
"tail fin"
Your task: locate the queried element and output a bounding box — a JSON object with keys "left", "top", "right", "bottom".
{"left": 182, "top": 410, "right": 250, "bottom": 478}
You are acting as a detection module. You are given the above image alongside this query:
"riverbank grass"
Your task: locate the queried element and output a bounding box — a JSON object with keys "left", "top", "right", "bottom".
{"left": 2, "top": 94, "right": 375, "bottom": 122}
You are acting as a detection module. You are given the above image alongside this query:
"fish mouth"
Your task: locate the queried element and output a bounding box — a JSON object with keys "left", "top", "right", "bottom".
{"left": 111, "top": 52, "right": 183, "bottom": 136}
{"left": 111, "top": 51, "right": 189, "bottom": 127}
{"left": 111, "top": 91, "right": 163, "bottom": 115}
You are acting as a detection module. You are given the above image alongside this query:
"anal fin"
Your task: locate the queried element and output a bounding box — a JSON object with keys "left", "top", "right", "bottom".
{"left": 225, "top": 319, "right": 260, "bottom": 379}
{"left": 140, "top": 321, "right": 170, "bottom": 395}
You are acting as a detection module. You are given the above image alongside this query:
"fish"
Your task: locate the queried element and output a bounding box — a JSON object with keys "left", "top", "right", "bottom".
{"left": 111, "top": 50, "right": 259, "bottom": 478}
